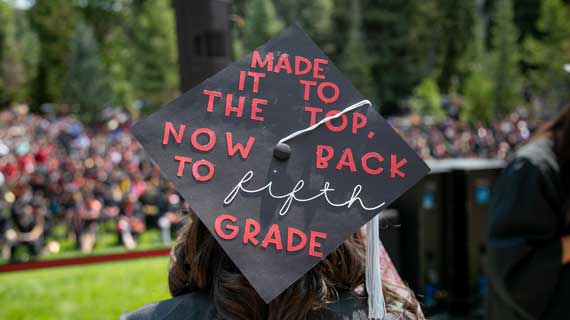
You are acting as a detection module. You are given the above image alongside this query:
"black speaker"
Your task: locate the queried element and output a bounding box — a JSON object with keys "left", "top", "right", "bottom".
{"left": 392, "top": 159, "right": 504, "bottom": 317}
{"left": 445, "top": 161, "right": 503, "bottom": 316}
{"left": 379, "top": 209, "right": 402, "bottom": 273}
{"left": 172, "top": 0, "right": 233, "bottom": 92}
{"left": 392, "top": 166, "right": 449, "bottom": 314}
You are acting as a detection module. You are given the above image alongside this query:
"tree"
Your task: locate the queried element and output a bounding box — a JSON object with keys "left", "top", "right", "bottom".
{"left": 0, "top": 3, "right": 40, "bottom": 105}
{"left": 71, "top": 0, "right": 177, "bottom": 114}
{"left": 76, "top": 0, "right": 126, "bottom": 43}
{"left": 338, "top": 0, "right": 375, "bottom": 101}
{"left": 272, "top": 0, "right": 297, "bottom": 23}
{"left": 409, "top": 78, "right": 445, "bottom": 121}
{"left": 437, "top": 0, "right": 477, "bottom": 91}
{"left": 76, "top": 0, "right": 132, "bottom": 109}
{"left": 231, "top": 0, "right": 247, "bottom": 59}
{"left": 329, "top": 0, "right": 351, "bottom": 59}
{"left": 126, "top": 0, "right": 178, "bottom": 112}
{"left": 523, "top": 0, "right": 570, "bottom": 111}
{"left": 461, "top": 70, "right": 494, "bottom": 122}
{"left": 26, "top": 0, "right": 177, "bottom": 116}
{"left": 103, "top": 26, "right": 136, "bottom": 113}
{"left": 362, "top": 0, "right": 441, "bottom": 114}
{"left": 274, "top": 0, "right": 334, "bottom": 53}
{"left": 490, "top": 0, "right": 523, "bottom": 114}
{"left": 29, "top": 0, "right": 80, "bottom": 103}
{"left": 297, "top": 0, "right": 334, "bottom": 50}
{"left": 242, "top": 0, "right": 284, "bottom": 51}
{"left": 63, "top": 22, "right": 112, "bottom": 123}
{"left": 460, "top": 9, "right": 494, "bottom": 122}
{"left": 513, "top": 0, "right": 542, "bottom": 40}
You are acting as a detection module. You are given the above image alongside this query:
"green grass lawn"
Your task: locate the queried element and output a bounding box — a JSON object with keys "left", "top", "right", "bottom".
{"left": 0, "top": 256, "right": 171, "bottom": 320}
{"left": 1, "top": 227, "right": 169, "bottom": 265}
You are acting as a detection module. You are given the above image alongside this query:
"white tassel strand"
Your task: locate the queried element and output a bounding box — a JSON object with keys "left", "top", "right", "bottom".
{"left": 366, "top": 214, "right": 386, "bottom": 320}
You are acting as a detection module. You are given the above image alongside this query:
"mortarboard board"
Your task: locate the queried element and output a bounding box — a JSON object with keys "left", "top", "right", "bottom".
{"left": 131, "top": 24, "right": 429, "bottom": 317}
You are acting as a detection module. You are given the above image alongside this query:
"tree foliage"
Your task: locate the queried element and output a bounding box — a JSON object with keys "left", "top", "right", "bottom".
{"left": 22, "top": 0, "right": 178, "bottom": 114}
{"left": 362, "top": 0, "right": 441, "bottom": 114}
{"left": 28, "top": 0, "right": 80, "bottom": 103}
{"left": 462, "top": 70, "right": 494, "bottom": 123}
{"left": 338, "top": 0, "right": 374, "bottom": 101}
{"left": 513, "top": 0, "right": 542, "bottom": 40}
{"left": 1, "top": 0, "right": 567, "bottom": 122}
{"left": 0, "top": 3, "right": 39, "bottom": 104}
{"left": 125, "top": 0, "right": 178, "bottom": 111}
{"left": 409, "top": 78, "right": 444, "bottom": 121}
{"left": 523, "top": 0, "right": 570, "bottom": 110}
{"left": 242, "top": 0, "right": 284, "bottom": 51}
{"left": 460, "top": 7, "right": 494, "bottom": 123}
{"left": 437, "top": 0, "right": 477, "bottom": 91}
{"left": 274, "top": 0, "right": 334, "bottom": 53}
{"left": 490, "top": 0, "right": 523, "bottom": 114}
{"left": 63, "top": 22, "right": 112, "bottom": 123}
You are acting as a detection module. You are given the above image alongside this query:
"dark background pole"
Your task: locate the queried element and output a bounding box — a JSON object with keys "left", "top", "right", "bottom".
{"left": 172, "top": 0, "right": 233, "bottom": 92}
{"left": 446, "top": 169, "right": 470, "bottom": 315}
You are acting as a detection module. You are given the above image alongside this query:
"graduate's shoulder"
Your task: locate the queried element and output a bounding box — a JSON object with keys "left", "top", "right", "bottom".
{"left": 119, "top": 291, "right": 213, "bottom": 320}
{"left": 311, "top": 289, "right": 419, "bottom": 320}
{"left": 515, "top": 136, "right": 559, "bottom": 174}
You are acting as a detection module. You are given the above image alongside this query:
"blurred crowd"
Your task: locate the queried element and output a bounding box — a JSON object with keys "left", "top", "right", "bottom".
{"left": 0, "top": 106, "right": 542, "bottom": 262}
{"left": 391, "top": 111, "right": 541, "bottom": 160}
{"left": 0, "top": 106, "right": 188, "bottom": 262}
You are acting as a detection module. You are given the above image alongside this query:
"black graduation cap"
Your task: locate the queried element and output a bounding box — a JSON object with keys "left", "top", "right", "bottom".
{"left": 131, "top": 24, "right": 429, "bottom": 304}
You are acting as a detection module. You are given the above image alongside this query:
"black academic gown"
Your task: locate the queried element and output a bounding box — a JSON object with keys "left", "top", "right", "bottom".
{"left": 486, "top": 137, "right": 570, "bottom": 320}
{"left": 120, "top": 290, "right": 415, "bottom": 320}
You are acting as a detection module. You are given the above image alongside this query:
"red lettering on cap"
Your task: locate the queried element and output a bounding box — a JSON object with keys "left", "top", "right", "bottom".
{"left": 163, "top": 122, "right": 185, "bottom": 145}
{"left": 238, "top": 71, "right": 246, "bottom": 91}
{"left": 304, "top": 106, "right": 323, "bottom": 126}
{"left": 174, "top": 155, "right": 192, "bottom": 177}
{"left": 336, "top": 148, "right": 357, "bottom": 172}
{"left": 248, "top": 71, "right": 266, "bottom": 93}
{"left": 317, "top": 82, "right": 339, "bottom": 104}
{"left": 203, "top": 90, "right": 222, "bottom": 112}
{"left": 225, "top": 94, "right": 245, "bottom": 118}
{"left": 226, "top": 133, "right": 255, "bottom": 159}
{"left": 313, "top": 59, "right": 328, "bottom": 79}
{"left": 390, "top": 155, "right": 408, "bottom": 178}
{"left": 324, "top": 110, "right": 348, "bottom": 132}
{"left": 214, "top": 214, "right": 239, "bottom": 240}
{"left": 352, "top": 113, "right": 367, "bottom": 134}
{"left": 309, "top": 231, "right": 327, "bottom": 258}
{"left": 251, "top": 51, "right": 274, "bottom": 71}
{"left": 261, "top": 224, "right": 283, "bottom": 251}
{"left": 250, "top": 98, "right": 267, "bottom": 122}
{"left": 287, "top": 227, "right": 307, "bottom": 252}
{"left": 294, "top": 56, "right": 311, "bottom": 75}
{"left": 190, "top": 128, "right": 216, "bottom": 152}
{"left": 362, "top": 152, "right": 384, "bottom": 175}
{"left": 299, "top": 80, "right": 317, "bottom": 101}
{"left": 192, "top": 159, "right": 215, "bottom": 182}
{"left": 210, "top": 215, "right": 328, "bottom": 258}
{"left": 274, "top": 54, "right": 292, "bottom": 74}
{"left": 316, "top": 145, "right": 334, "bottom": 169}
{"left": 243, "top": 219, "right": 261, "bottom": 246}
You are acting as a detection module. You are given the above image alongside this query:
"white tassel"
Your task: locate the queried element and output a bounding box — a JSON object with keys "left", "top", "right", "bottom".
{"left": 365, "top": 214, "right": 386, "bottom": 320}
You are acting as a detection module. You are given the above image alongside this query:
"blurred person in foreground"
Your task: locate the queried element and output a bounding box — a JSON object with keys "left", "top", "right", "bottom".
{"left": 487, "top": 106, "right": 570, "bottom": 319}
{"left": 6, "top": 187, "right": 45, "bottom": 261}
{"left": 121, "top": 213, "right": 423, "bottom": 320}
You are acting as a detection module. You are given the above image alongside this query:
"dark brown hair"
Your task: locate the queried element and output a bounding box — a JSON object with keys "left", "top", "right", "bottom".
{"left": 535, "top": 105, "right": 570, "bottom": 167}
{"left": 168, "top": 214, "right": 422, "bottom": 320}
{"left": 535, "top": 106, "right": 570, "bottom": 223}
